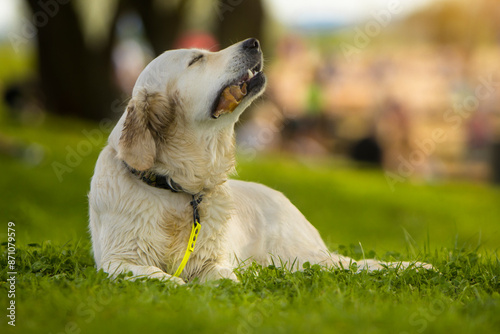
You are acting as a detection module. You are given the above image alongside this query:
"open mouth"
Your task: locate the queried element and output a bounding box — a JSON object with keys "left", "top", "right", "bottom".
{"left": 211, "top": 62, "right": 265, "bottom": 119}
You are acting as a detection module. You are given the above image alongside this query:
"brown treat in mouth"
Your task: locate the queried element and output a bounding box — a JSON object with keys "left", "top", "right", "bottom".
{"left": 213, "top": 82, "right": 247, "bottom": 118}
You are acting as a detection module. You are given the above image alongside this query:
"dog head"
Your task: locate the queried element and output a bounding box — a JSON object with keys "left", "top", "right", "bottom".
{"left": 115, "top": 38, "right": 267, "bottom": 172}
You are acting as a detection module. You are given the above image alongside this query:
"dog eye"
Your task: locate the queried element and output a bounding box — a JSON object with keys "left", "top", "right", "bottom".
{"left": 188, "top": 54, "right": 203, "bottom": 67}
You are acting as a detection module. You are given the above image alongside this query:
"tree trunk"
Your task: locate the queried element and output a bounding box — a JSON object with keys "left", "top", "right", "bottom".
{"left": 25, "top": 0, "right": 120, "bottom": 120}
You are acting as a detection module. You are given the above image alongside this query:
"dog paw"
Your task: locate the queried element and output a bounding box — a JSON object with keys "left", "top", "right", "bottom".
{"left": 355, "top": 259, "right": 385, "bottom": 272}
{"left": 205, "top": 265, "right": 238, "bottom": 282}
{"left": 147, "top": 271, "right": 186, "bottom": 285}
{"left": 355, "top": 260, "right": 435, "bottom": 273}
{"left": 122, "top": 268, "right": 186, "bottom": 284}
{"left": 218, "top": 267, "right": 239, "bottom": 281}
{"left": 408, "top": 261, "right": 434, "bottom": 271}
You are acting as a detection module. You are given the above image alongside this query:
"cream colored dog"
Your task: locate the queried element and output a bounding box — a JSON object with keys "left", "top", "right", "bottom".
{"left": 89, "top": 39, "right": 430, "bottom": 284}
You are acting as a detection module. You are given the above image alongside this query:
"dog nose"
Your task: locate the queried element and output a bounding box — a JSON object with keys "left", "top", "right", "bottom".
{"left": 242, "top": 38, "right": 260, "bottom": 51}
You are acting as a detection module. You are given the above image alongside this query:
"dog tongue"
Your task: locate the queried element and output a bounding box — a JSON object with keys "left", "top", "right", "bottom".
{"left": 213, "top": 83, "right": 247, "bottom": 118}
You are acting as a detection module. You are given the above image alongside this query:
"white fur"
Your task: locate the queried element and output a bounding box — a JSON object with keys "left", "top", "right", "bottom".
{"left": 89, "top": 39, "right": 431, "bottom": 284}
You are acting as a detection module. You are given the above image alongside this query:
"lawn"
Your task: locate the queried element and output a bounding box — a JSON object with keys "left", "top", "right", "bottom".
{"left": 0, "top": 113, "right": 499, "bottom": 334}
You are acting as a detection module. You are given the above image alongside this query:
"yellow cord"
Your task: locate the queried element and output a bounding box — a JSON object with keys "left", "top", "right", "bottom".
{"left": 173, "top": 220, "right": 201, "bottom": 277}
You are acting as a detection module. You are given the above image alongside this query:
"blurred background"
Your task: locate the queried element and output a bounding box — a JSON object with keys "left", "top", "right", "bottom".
{"left": 2, "top": 0, "right": 500, "bottom": 183}
{"left": 0, "top": 0, "right": 499, "bottom": 250}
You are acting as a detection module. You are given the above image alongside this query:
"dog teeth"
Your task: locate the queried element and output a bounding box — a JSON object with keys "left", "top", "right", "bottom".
{"left": 247, "top": 69, "right": 254, "bottom": 79}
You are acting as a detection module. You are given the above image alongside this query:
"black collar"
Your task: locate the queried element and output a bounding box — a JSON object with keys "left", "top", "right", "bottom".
{"left": 123, "top": 161, "right": 203, "bottom": 223}
{"left": 123, "top": 161, "right": 185, "bottom": 193}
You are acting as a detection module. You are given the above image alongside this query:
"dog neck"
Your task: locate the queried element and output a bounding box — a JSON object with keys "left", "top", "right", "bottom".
{"left": 151, "top": 123, "right": 236, "bottom": 195}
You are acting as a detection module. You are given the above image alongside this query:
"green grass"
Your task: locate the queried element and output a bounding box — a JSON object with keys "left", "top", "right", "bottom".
{"left": 0, "top": 114, "right": 499, "bottom": 333}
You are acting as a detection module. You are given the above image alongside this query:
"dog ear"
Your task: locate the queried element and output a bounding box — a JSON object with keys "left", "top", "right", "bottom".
{"left": 118, "top": 90, "right": 174, "bottom": 171}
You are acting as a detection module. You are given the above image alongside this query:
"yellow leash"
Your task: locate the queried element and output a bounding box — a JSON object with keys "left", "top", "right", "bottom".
{"left": 173, "top": 219, "right": 201, "bottom": 277}
{"left": 173, "top": 195, "right": 203, "bottom": 277}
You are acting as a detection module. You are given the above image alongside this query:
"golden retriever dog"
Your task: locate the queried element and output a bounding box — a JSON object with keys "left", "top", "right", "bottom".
{"left": 89, "top": 38, "right": 430, "bottom": 284}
